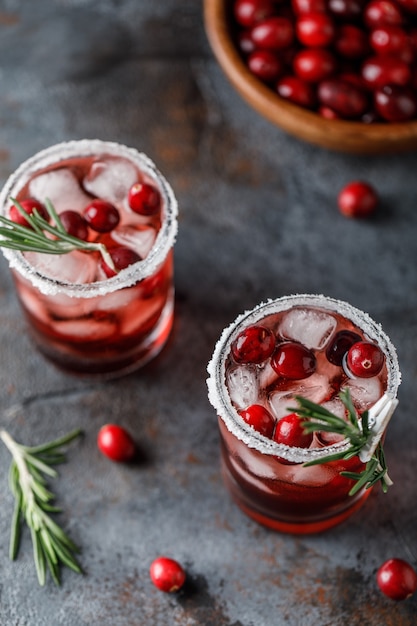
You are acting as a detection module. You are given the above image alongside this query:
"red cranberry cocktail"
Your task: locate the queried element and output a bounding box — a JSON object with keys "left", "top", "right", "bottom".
{"left": 207, "top": 294, "right": 400, "bottom": 533}
{"left": 0, "top": 140, "right": 178, "bottom": 378}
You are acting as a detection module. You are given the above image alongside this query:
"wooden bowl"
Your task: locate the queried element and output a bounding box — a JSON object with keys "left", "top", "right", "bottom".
{"left": 204, "top": 0, "right": 417, "bottom": 154}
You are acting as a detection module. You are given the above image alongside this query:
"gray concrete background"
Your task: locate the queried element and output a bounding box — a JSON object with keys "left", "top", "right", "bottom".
{"left": 0, "top": 1, "right": 416, "bottom": 624}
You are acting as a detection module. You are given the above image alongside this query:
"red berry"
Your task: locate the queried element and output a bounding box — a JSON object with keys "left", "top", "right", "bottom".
{"left": 292, "top": 0, "right": 327, "bottom": 15}
{"left": 293, "top": 48, "right": 337, "bottom": 82}
{"left": 374, "top": 85, "right": 417, "bottom": 121}
{"left": 97, "top": 424, "right": 136, "bottom": 462}
{"left": 326, "top": 330, "right": 362, "bottom": 365}
{"left": 370, "top": 25, "right": 411, "bottom": 57}
{"left": 271, "top": 342, "right": 316, "bottom": 379}
{"left": 231, "top": 324, "right": 276, "bottom": 364}
{"left": 364, "top": 0, "right": 404, "bottom": 28}
{"left": 362, "top": 56, "right": 411, "bottom": 90}
{"left": 346, "top": 341, "right": 385, "bottom": 378}
{"left": 273, "top": 413, "right": 313, "bottom": 447}
{"left": 396, "top": 0, "right": 417, "bottom": 13}
{"left": 338, "top": 181, "right": 379, "bottom": 218}
{"left": 238, "top": 404, "right": 276, "bottom": 438}
{"left": 101, "top": 246, "right": 142, "bottom": 278}
{"left": 377, "top": 558, "right": 417, "bottom": 601}
{"left": 277, "top": 75, "right": 316, "bottom": 108}
{"left": 83, "top": 199, "right": 120, "bottom": 233}
{"left": 296, "top": 13, "right": 336, "bottom": 48}
{"left": 234, "top": 0, "right": 275, "bottom": 28}
{"left": 335, "top": 25, "right": 370, "bottom": 60}
{"left": 318, "top": 79, "right": 369, "bottom": 118}
{"left": 250, "top": 16, "right": 294, "bottom": 50}
{"left": 328, "top": 0, "right": 363, "bottom": 19}
{"left": 9, "top": 198, "right": 49, "bottom": 227}
{"left": 150, "top": 556, "right": 186, "bottom": 593}
{"left": 59, "top": 210, "right": 89, "bottom": 240}
{"left": 247, "top": 49, "right": 283, "bottom": 82}
{"left": 128, "top": 182, "right": 161, "bottom": 216}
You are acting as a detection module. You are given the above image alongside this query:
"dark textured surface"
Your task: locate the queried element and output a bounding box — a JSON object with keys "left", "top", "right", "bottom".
{"left": 0, "top": 1, "right": 416, "bottom": 624}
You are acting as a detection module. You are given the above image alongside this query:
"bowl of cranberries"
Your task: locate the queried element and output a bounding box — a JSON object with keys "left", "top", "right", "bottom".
{"left": 204, "top": 0, "right": 417, "bottom": 153}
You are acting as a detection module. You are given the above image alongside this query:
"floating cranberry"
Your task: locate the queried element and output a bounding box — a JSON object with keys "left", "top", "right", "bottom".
{"left": 364, "top": 0, "right": 404, "bottom": 28}
{"left": 362, "top": 56, "right": 411, "bottom": 90}
{"left": 328, "top": 0, "right": 363, "bottom": 19}
{"left": 248, "top": 49, "right": 283, "bottom": 82}
{"left": 83, "top": 199, "right": 120, "bottom": 233}
{"left": 234, "top": 0, "right": 275, "bottom": 28}
{"left": 231, "top": 324, "right": 276, "bottom": 364}
{"left": 101, "top": 246, "right": 141, "bottom": 278}
{"left": 296, "top": 13, "right": 336, "bottom": 47}
{"left": 318, "top": 79, "right": 369, "bottom": 118}
{"left": 271, "top": 342, "right": 316, "bottom": 379}
{"left": 59, "top": 210, "right": 89, "bottom": 241}
{"left": 251, "top": 16, "right": 294, "bottom": 50}
{"left": 377, "top": 558, "right": 417, "bottom": 601}
{"left": 337, "top": 181, "right": 379, "bottom": 217}
{"left": 277, "top": 75, "right": 316, "bottom": 107}
{"left": 292, "top": 0, "right": 327, "bottom": 14}
{"left": 128, "top": 182, "right": 161, "bottom": 216}
{"left": 375, "top": 84, "right": 417, "bottom": 121}
{"left": 97, "top": 424, "right": 136, "bottom": 462}
{"left": 9, "top": 198, "right": 49, "bottom": 227}
{"left": 346, "top": 341, "right": 385, "bottom": 378}
{"left": 293, "top": 48, "right": 337, "bottom": 82}
{"left": 150, "top": 556, "right": 186, "bottom": 593}
{"left": 326, "top": 330, "right": 362, "bottom": 365}
{"left": 273, "top": 413, "right": 313, "bottom": 447}
{"left": 335, "top": 24, "right": 370, "bottom": 60}
{"left": 239, "top": 404, "right": 276, "bottom": 438}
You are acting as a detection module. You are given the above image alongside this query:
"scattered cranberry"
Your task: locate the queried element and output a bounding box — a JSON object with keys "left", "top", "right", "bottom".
{"left": 97, "top": 424, "right": 136, "bottom": 462}
{"left": 273, "top": 413, "right": 313, "bottom": 447}
{"left": 150, "top": 556, "right": 186, "bottom": 593}
{"left": 231, "top": 324, "right": 276, "bottom": 364}
{"left": 271, "top": 342, "right": 316, "bottom": 379}
{"left": 375, "top": 85, "right": 417, "bottom": 121}
{"left": 326, "top": 330, "right": 362, "bottom": 365}
{"left": 296, "top": 13, "right": 336, "bottom": 48}
{"left": 101, "top": 246, "right": 142, "bottom": 278}
{"left": 277, "top": 75, "right": 316, "bottom": 107}
{"left": 377, "top": 558, "right": 417, "bottom": 601}
{"left": 239, "top": 404, "right": 276, "bottom": 438}
{"left": 59, "top": 210, "right": 89, "bottom": 241}
{"left": 9, "top": 198, "right": 49, "bottom": 227}
{"left": 83, "top": 199, "right": 120, "bottom": 233}
{"left": 338, "top": 181, "right": 379, "bottom": 218}
{"left": 346, "top": 341, "right": 385, "bottom": 377}
{"left": 251, "top": 16, "right": 294, "bottom": 50}
{"left": 234, "top": 0, "right": 275, "bottom": 28}
{"left": 128, "top": 182, "right": 161, "bottom": 216}
{"left": 293, "top": 48, "right": 337, "bottom": 83}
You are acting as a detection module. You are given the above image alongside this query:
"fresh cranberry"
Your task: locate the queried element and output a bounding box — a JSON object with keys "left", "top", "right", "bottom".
{"left": 346, "top": 341, "right": 385, "bottom": 377}
{"left": 318, "top": 79, "right": 369, "bottom": 118}
{"left": 377, "top": 558, "right": 417, "bottom": 601}
{"left": 250, "top": 16, "right": 294, "bottom": 50}
{"left": 326, "top": 330, "right": 362, "bottom": 365}
{"left": 293, "top": 48, "right": 337, "bottom": 82}
{"left": 150, "top": 556, "right": 186, "bottom": 593}
{"left": 273, "top": 413, "right": 313, "bottom": 447}
{"left": 277, "top": 75, "right": 316, "bottom": 107}
{"left": 128, "top": 182, "right": 161, "bottom": 216}
{"left": 370, "top": 25, "right": 411, "bottom": 58}
{"left": 234, "top": 0, "right": 275, "bottom": 28}
{"left": 239, "top": 404, "right": 276, "bottom": 438}
{"left": 101, "top": 246, "right": 141, "bottom": 278}
{"left": 271, "top": 342, "right": 316, "bottom": 379}
{"left": 296, "top": 13, "right": 336, "bottom": 47}
{"left": 97, "top": 424, "right": 136, "bottom": 462}
{"left": 231, "top": 325, "right": 276, "bottom": 364}
{"left": 59, "top": 210, "right": 89, "bottom": 241}
{"left": 395, "top": 0, "right": 417, "bottom": 13}
{"left": 337, "top": 181, "right": 379, "bottom": 217}
{"left": 362, "top": 56, "right": 411, "bottom": 89}
{"left": 238, "top": 29, "right": 257, "bottom": 54}
{"left": 83, "top": 199, "right": 120, "bottom": 233}
{"left": 292, "top": 0, "right": 327, "bottom": 14}
{"left": 328, "top": 0, "right": 363, "bottom": 19}
{"left": 9, "top": 198, "right": 49, "bottom": 227}
{"left": 248, "top": 49, "right": 283, "bottom": 82}
{"left": 374, "top": 84, "right": 417, "bottom": 121}
{"left": 335, "top": 24, "right": 370, "bottom": 60}
{"left": 364, "top": 0, "right": 404, "bottom": 28}
{"left": 319, "top": 105, "right": 340, "bottom": 118}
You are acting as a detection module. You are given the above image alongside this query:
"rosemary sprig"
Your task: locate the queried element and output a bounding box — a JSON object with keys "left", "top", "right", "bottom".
{"left": 0, "top": 427, "right": 83, "bottom": 586}
{"left": 0, "top": 198, "right": 116, "bottom": 271}
{"left": 291, "top": 389, "right": 392, "bottom": 496}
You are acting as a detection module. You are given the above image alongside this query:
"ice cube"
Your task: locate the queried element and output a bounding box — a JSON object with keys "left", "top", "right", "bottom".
{"left": 342, "top": 376, "right": 383, "bottom": 412}
{"left": 269, "top": 390, "right": 296, "bottom": 421}
{"left": 279, "top": 307, "right": 337, "bottom": 350}
{"left": 269, "top": 373, "right": 331, "bottom": 420}
{"left": 25, "top": 250, "right": 97, "bottom": 284}
{"left": 226, "top": 364, "right": 259, "bottom": 410}
{"left": 53, "top": 317, "right": 117, "bottom": 341}
{"left": 111, "top": 224, "right": 156, "bottom": 258}
{"left": 258, "top": 360, "right": 279, "bottom": 390}
{"left": 29, "top": 169, "right": 91, "bottom": 213}
{"left": 290, "top": 462, "right": 336, "bottom": 487}
{"left": 83, "top": 157, "right": 138, "bottom": 205}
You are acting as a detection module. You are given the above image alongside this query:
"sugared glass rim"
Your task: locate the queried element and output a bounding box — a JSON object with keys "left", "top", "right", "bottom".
{"left": 0, "top": 139, "right": 178, "bottom": 298}
{"left": 206, "top": 294, "right": 401, "bottom": 463}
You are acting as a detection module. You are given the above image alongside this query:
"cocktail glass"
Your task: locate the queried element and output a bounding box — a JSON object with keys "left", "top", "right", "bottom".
{"left": 0, "top": 139, "right": 178, "bottom": 378}
{"left": 207, "top": 294, "right": 401, "bottom": 533}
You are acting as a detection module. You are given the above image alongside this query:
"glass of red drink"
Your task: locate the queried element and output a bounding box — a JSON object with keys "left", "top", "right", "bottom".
{"left": 207, "top": 294, "right": 401, "bottom": 534}
{"left": 0, "top": 139, "right": 178, "bottom": 378}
